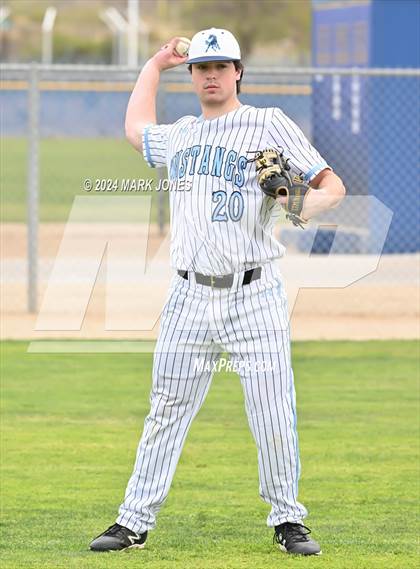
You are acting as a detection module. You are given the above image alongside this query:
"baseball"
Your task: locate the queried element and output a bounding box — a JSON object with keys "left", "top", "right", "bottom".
{"left": 174, "top": 37, "right": 190, "bottom": 57}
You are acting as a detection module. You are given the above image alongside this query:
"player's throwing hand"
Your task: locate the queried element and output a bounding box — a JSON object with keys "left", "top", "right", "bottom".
{"left": 152, "top": 37, "right": 189, "bottom": 71}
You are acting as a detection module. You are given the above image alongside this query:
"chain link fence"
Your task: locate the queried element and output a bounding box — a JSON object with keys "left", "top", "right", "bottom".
{"left": 1, "top": 64, "right": 419, "bottom": 339}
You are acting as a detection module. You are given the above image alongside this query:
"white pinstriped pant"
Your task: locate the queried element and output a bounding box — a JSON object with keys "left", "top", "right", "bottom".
{"left": 117, "top": 262, "right": 307, "bottom": 533}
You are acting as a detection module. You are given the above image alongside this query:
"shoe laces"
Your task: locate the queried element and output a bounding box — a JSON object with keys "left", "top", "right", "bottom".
{"left": 100, "top": 523, "right": 136, "bottom": 539}
{"left": 105, "top": 523, "right": 124, "bottom": 535}
{"left": 274, "top": 523, "right": 312, "bottom": 544}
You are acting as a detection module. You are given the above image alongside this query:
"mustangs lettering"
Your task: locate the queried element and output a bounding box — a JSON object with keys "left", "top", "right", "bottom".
{"left": 169, "top": 145, "right": 247, "bottom": 186}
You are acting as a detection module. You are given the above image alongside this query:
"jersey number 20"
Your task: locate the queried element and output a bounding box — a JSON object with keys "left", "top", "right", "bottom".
{"left": 212, "top": 191, "right": 244, "bottom": 222}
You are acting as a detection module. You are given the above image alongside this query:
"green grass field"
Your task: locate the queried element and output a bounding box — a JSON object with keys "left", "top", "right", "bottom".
{"left": 1, "top": 138, "right": 164, "bottom": 223}
{"left": 1, "top": 341, "right": 418, "bottom": 569}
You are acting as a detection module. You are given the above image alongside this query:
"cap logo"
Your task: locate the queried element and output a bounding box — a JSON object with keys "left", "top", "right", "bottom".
{"left": 205, "top": 33, "right": 221, "bottom": 52}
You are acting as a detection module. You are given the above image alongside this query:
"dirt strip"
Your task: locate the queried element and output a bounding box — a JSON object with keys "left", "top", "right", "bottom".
{"left": 1, "top": 223, "right": 418, "bottom": 341}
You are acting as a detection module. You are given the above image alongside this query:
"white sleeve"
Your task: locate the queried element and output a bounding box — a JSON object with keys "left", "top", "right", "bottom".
{"left": 142, "top": 123, "right": 171, "bottom": 168}
{"left": 267, "top": 108, "right": 331, "bottom": 182}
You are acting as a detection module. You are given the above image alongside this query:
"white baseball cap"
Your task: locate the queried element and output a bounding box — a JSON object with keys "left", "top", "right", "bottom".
{"left": 186, "top": 28, "right": 241, "bottom": 64}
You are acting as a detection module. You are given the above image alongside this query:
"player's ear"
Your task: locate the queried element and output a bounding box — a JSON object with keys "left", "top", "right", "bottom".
{"left": 234, "top": 61, "right": 243, "bottom": 81}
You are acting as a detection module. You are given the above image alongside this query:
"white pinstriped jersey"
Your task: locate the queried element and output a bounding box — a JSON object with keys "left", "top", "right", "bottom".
{"left": 143, "top": 105, "right": 330, "bottom": 275}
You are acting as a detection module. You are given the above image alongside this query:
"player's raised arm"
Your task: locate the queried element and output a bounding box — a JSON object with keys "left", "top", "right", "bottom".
{"left": 125, "top": 37, "right": 189, "bottom": 152}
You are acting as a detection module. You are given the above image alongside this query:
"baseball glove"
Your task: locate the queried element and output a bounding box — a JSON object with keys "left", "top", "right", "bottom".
{"left": 250, "top": 148, "right": 311, "bottom": 229}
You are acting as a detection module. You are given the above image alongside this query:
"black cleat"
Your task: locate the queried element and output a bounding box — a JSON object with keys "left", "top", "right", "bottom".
{"left": 274, "top": 522, "right": 322, "bottom": 556}
{"left": 89, "top": 523, "right": 148, "bottom": 552}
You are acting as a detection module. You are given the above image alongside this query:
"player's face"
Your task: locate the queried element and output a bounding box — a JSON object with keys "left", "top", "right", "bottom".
{"left": 191, "top": 61, "right": 241, "bottom": 106}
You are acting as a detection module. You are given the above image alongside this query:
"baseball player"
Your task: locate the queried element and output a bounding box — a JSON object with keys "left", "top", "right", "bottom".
{"left": 90, "top": 28, "right": 345, "bottom": 556}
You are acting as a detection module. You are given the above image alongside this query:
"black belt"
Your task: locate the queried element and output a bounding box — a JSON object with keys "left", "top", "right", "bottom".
{"left": 177, "top": 267, "right": 262, "bottom": 289}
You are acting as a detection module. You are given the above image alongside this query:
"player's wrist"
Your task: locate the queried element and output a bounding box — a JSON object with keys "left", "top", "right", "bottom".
{"left": 300, "top": 186, "right": 315, "bottom": 220}
{"left": 146, "top": 57, "right": 164, "bottom": 73}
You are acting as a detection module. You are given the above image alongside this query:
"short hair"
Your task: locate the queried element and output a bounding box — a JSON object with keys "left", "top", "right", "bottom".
{"left": 188, "top": 61, "right": 244, "bottom": 94}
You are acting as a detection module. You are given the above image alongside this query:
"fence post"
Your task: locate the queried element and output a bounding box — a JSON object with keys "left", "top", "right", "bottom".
{"left": 27, "top": 62, "right": 39, "bottom": 313}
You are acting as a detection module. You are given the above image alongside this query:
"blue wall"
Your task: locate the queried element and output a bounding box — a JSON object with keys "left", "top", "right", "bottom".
{"left": 312, "top": 0, "right": 420, "bottom": 253}
{"left": 371, "top": 0, "right": 420, "bottom": 67}
{"left": 1, "top": 88, "right": 311, "bottom": 138}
